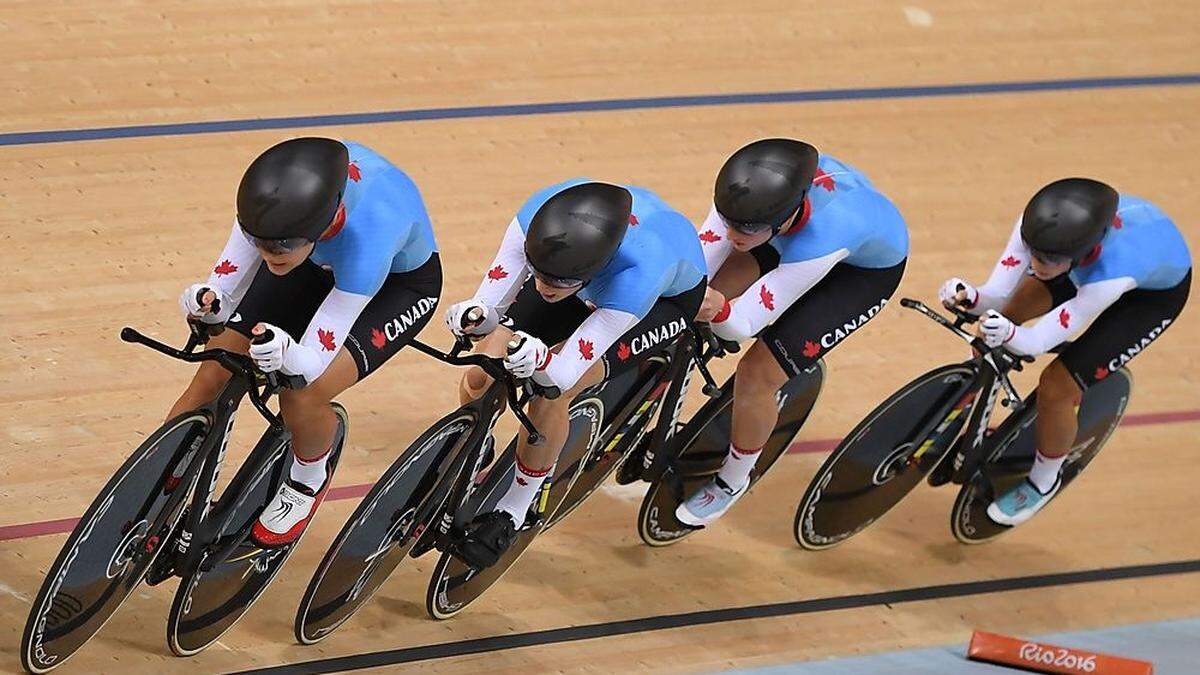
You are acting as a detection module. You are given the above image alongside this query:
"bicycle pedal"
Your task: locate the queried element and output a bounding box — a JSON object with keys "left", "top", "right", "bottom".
{"left": 517, "top": 513, "right": 543, "bottom": 532}
{"left": 408, "top": 527, "right": 438, "bottom": 559}
{"left": 145, "top": 551, "right": 177, "bottom": 586}
{"left": 615, "top": 454, "right": 645, "bottom": 485}
{"left": 927, "top": 459, "right": 954, "bottom": 487}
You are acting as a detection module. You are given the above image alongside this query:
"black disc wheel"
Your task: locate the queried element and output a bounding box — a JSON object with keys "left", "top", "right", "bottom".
{"left": 294, "top": 408, "right": 474, "bottom": 644}
{"left": 168, "top": 404, "right": 349, "bottom": 656}
{"left": 424, "top": 396, "right": 605, "bottom": 620}
{"left": 21, "top": 412, "right": 207, "bottom": 673}
{"left": 794, "top": 364, "right": 975, "bottom": 550}
{"left": 639, "top": 362, "right": 825, "bottom": 547}
{"left": 951, "top": 368, "right": 1132, "bottom": 544}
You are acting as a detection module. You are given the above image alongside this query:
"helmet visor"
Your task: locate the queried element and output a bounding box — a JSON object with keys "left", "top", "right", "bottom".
{"left": 1024, "top": 243, "right": 1074, "bottom": 266}
{"left": 241, "top": 229, "right": 313, "bottom": 255}
{"left": 531, "top": 267, "right": 585, "bottom": 289}
{"left": 718, "top": 214, "right": 777, "bottom": 236}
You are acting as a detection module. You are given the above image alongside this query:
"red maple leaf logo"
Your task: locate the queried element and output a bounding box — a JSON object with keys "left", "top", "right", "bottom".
{"left": 1113, "top": 215, "right": 1123, "bottom": 229}
{"left": 1094, "top": 366, "right": 1109, "bottom": 380}
{"left": 759, "top": 284, "right": 775, "bottom": 311}
{"left": 347, "top": 162, "right": 362, "bottom": 182}
{"left": 698, "top": 229, "right": 722, "bottom": 244}
{"left": 1058, "top": 308, "right": 1071, "bottom": 329}
{"left": 515, "top": 476, "right": 528, "bottom": 486}
{"left": 213, "top": 259, "right": 239, "bottom": 276}
{"left": 317, "top": 328, "right": 336, "bottom": 351}
{"left": 578, "top": 338, "right": 595, "bottom": 361}
{"left": 370, "top": 328, "right": 386, "bottom": 349}
{"left": 1001, "top": 256, "right": 1022, "bottom": 268}
{"left": 616, "top": 341, "right": 631, "bottom": 361}
{"left": 487, "top": 265, "right": 508, "bottom": 281}
{"left": 802, "top": 340, "right": 821, "bottom": 357}
{"left": 813, "top": 168, "right": 835, "bottom": 191}
{"left": 629, "top": 214, "right": 639, "bottom": 225}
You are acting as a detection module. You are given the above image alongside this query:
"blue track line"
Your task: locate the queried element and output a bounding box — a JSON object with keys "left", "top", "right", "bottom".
{"left": 3, "top": 73, "right": 1199, "bottom": 148}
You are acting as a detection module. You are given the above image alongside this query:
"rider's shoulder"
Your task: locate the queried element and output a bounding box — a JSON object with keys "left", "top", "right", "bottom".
{"left": 342, "top": 140, "right": 389, "bottom": 172}
{"left": 340, "top": 141, "right": 418, "bottom": 197}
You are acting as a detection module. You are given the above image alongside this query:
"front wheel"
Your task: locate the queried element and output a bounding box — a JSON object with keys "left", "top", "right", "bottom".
{"left": 794, "top": 364, "right": 975, "bottom": 551}
{"left": 294, "top": 408, "right": 475, "bottom": 644}
{"left": 951, "top": 368, "right": 1132, "bottom": 544}
{"left": 21, "top": 412, "right": 207, "bottom": 674}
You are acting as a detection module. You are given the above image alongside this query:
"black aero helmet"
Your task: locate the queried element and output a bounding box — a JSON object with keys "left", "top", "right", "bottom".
{"left": 524, "top": 182, "right": 632, "bottom": 286}
{"left": 237, "top": 137, "right": 349, "bottom": 242}
{"left": 1021, "top": 177, "right": 1118, "bottom": 262}
{"left": 714, "top": 138, "right": 819, "bottom": 234}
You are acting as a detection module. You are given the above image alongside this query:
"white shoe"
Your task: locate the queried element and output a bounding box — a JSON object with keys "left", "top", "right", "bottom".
{"left": 986, "top": 476, "right": 1061, "bottom": 527}
{"left": 251, "top": 478, "right": 328, "bottom": 547}
{"left": 675, "top": 476, "right": 748, "bottom": 527}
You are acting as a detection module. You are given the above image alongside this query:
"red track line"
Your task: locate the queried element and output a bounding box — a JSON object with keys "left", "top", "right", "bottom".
{"left": 2, "top": 407, "right": 1195, "bottom": 544}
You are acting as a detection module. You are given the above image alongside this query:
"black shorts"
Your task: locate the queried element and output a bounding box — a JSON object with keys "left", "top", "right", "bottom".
{"left": 504, "top": 277, "right": 707, "bottom": 381}
{"left": 1050, "top": 270, "right": 1190, "bottom": 388}
{"left": 748, "top": 243, "right": 906, "bottom": 377}
{"left": 227, "top": 254, "right": 443, "bottom": 381}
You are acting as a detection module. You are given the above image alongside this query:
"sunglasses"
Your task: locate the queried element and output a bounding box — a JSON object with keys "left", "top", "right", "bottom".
{"left": 531, "top": 268, "right": 584, "bottom": 289}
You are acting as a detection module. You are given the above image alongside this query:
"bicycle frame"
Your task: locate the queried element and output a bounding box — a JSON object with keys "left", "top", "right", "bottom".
{"left": 119, "top": 325, "right": 298, "bottom": 576}
{"left": 634, "top": 331, "right": 699, "bottom": 483}
{"left": 407, "top": 320, "right": 727, "bottom": 550}
{"left": 898, "top": 299, "right": 1034, "bottom": 485}
{"left": 401, "top": 337, "right": 550, "bottom": 546}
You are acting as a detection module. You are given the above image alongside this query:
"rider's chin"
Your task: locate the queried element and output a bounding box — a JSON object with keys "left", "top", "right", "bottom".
{"left": 265, "top": 260, "right": 296, "bottom": 275}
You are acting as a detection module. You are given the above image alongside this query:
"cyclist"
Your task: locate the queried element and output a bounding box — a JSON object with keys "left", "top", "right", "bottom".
{"left": 677, "top": 138, "right": 910, "bottom": 526}
{"left": 444, "top": 180, "right": 706, "bottom": 567}
{"left": 939, "top": 177, "right": 1190, "bottom": 526}
{"left": 170, "top": 137, "right": 442, "bottom": 547}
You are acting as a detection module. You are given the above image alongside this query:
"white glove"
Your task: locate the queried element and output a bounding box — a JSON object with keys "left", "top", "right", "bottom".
{"left": 980, "top": 310, "right": 1016, "bottom": 348}
{"left": 503, "top": 332, "right": 549, "bottom": 379}
{"left": 710, "top": 314, "right": 741, "bottom": 342}
{"left": 938, "top": 277, "right": 979, "bottom": 310}
{"left": 444, "top": 299, "right": 499, "bottom": 337}
{"left": 179, "top": 283, "right": 234, "bottom": 324}
{"left": 248, "top": 323, "right": 295, "bottom": 373}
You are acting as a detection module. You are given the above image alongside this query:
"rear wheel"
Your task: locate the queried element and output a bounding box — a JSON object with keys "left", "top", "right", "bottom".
{"left": 21, "top": 412, "right": 207, "bottom": 673}
{"left": 424, "top": 396, "right": 605, "bottom": 620}
{"left": 951, "top": 368, "right": 1132, "bottom": 544}
{"left": 639, "top": 362, "right": 825, "bottom": 547}
{"left": 294, "top": 409, "right": 475, "bottom": 644}
{"left": 544, "top": 361, "right": 669, "bottom": 530}
{"left": 168, "top": 404, "right": 348, "bottom": 656}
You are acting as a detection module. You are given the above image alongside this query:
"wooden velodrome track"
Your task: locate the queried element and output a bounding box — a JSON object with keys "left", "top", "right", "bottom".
{"left": 1, "top": 1, "right": 1198, "bottom": 672}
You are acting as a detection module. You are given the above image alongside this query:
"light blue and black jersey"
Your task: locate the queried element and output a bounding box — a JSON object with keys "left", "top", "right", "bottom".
{"left": 308, "top": 141, "right": 439, "bottom": 296}
{"left": 769, "top": 155, "right": 909, "bottom": 268}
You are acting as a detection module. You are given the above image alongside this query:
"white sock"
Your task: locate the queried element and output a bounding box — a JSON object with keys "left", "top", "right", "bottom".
{"left": 1029, "top": 450, "right": 1066, "bottom": 494}
{"left": 716, "top": 443, "right": 760, "bottom": 490}
{"left": 495, "top": 458, "right": 551, "bottom": 525}
{"left": 290, "top": 446, "right": 332, "bottom": 493}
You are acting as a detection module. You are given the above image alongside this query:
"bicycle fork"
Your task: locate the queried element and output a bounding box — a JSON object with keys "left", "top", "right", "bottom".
{"left": 439, "top": 407, "right": 504, "bottom": 538}
{"left": 949, "top": 372, "right": 1003, "bottom": 485}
